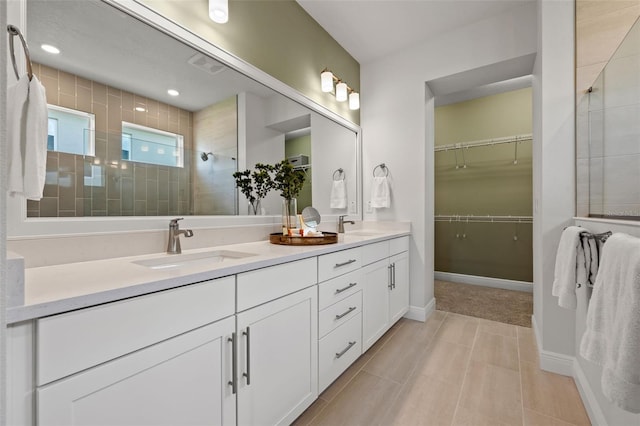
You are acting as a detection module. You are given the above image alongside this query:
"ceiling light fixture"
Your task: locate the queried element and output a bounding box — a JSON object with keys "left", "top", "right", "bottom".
{"left": 135, "top": 106, "right": 146, "bottom": 112}
{"left": 209, "top": 0, "right": 229, "bottom": 24}
{"left": 167, "top": 89, "right": 180, "bottom": 96}
{"left": 319, "top": 68, "right": 360, "bottom": 110}
{"left": 41, "top": 44, "right": 60, "bottom": 54}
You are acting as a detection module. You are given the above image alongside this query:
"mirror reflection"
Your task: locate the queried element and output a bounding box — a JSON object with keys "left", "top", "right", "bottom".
{"left": 26, "top": 0, "right": 358, "bottom": 218}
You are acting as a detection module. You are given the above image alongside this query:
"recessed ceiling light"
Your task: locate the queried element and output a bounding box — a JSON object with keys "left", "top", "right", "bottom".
{"left": 167, "top": 89, "right": 180, "bottom": 97}
{"left": 41, "top": 44, "right": 60, "bottom": 54}
{"left": 135, "top": 106, "right": 146, "bottom": 112}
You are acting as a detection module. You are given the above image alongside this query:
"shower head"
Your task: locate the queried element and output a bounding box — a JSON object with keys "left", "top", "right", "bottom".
{"left": 201, "top": 152, "right": 213, "bottom": 161}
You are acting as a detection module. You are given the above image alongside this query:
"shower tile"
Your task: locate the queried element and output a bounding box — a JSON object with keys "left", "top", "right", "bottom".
{"left": 59, "top": 93, "right": 76, "bottom": 109}
{"left": 58, "top": 153, "right": 76, "bottom": 173}
{"left": 58, "top": 70, "right": 75, "bottom": 96}
{"left": 106, "top": 133, "right": 122, "bottom": 162}
{"left": 107, "top": 166, "right": 121, "bottom": 199}
{"left": 147, "top": 99, "right": 159, "bottom": 117}
{"left": 147, "top": 116, "right": 160, "bottom": 130}
{"left": 94, "top": 139, "right": 107, "bottom": 162}
{"left": 91, "top": 186, "right": 106, "bottom": 211}
{"left": 44, "top": 154, "right": 59, "bottom": 198}
{"left": 158, "top": 106, "right": 169, "bottom": 131}
{"left": 77, "top": 86, "right": 92, "bottom": 113}
{"left": 92, "top": 103, "right": 107, "bottom": 134}
{"left": 121, "top": 92, "right": 134, "bottom": 111}
{"left": 107, "top": 86, "right": 121, "bottom": 98}
{"left": 40, "top": 197, "right": 58, "bottom": 217}
{"left": 146, "top": 180, "right": 159, "bottom": 210}
{"left": 158, "top": 200, "right": 169, "bottom": 216}
{"left": 58, "top": 210, "right": 76, "bottom": 217}
{"left": 92, "top": 82, "right": 107, "bottom": 105}
{"left": 76, "top": 76, "right": 91, "bottom": 89}
{"left": 168, "top": 105, "right": 180, "bottom": 124}
{"left": 39, "top": 64, "right": 58, "bottom": 79}
{"left": 134, "top": 200, "right": 147, "bottom": 216}
{"left": 91, "top": 210, "right": 107, "bottom": 217}
{"left": 146, "top": 166, "right": 158, "bottom": 181}
{"left": 122, "top": 109, "right": 134, "bottom": 124}
{"left": 134, "top": 169, "right": 147, "bottom": 201}
{"left": 41, "top": 75, "right": 59, "bottom": 104}
{"left": 107, "top": 199, "right": 121, "bottom": 216}
{"left": 158, "top": 170, "right": 169, "bottom": 200}
{"left": 134, "top": 109, "right": 147, "bottom": 126}
{"left": 58, "top": 172, "right": 76, "bottom": 211}
{"left": 107, "top": 95, "right": 122, "bottom": 132}
{"left": 121, "top": 177, "right": 134, "bottom": 211}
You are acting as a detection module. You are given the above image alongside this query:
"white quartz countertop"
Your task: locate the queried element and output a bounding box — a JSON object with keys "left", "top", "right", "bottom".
{"left": 7, "top": 228, "right": 410, "bottom": 324}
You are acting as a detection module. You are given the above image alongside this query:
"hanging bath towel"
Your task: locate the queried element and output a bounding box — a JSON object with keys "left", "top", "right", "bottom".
{"left": 370, "top": 176, "right": 390, "bottom": 208}
{"left": 7, "top": 74, "right": 48, "bottom": 200}
{"left": 330, "top": 179, "right": 347, "bottom": 209}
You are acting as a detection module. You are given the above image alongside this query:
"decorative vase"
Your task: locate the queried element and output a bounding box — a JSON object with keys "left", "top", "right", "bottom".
{"left": 248, "top": 199, "right": 262, "bottom": 215}
{"left": 282, "top": 198, "right": 297, "bottom": 234}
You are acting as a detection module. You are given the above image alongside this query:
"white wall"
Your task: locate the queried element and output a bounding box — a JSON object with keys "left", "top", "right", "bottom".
{"left": 532, "top": 0, "right": 577, "bottom": 367}
{"left": 361, "top": 2, "right": 537, "bottom": 315}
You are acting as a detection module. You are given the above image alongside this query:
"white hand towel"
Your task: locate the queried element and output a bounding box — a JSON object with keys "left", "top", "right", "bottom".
{"left": 579, "top": 233, "right": 640, "bottom": 413}
{"left": 588, "top": 237, "right": 599, "bottom": 287}
{"left": 330, "top": 179, "right": 347, "bottom": 209}
{"left": 7, "top": 75, "right": 48, "bottom": 200}
{"left": 370, "top": 176, "right": 390, "bottom": 208}
{"left": 581, "top": 236, "right": 592, "bottom": 286}
{"left": 552, "top": 226, "right": 585, "bottom": 309}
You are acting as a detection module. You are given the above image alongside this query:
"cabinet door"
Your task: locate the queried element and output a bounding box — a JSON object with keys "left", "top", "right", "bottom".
{"left": 37, "top": 317, "right": 236, "bottom": 426}
{"left": 362, "top": 259, "right": 391, "bottom": 352}
{"left": 236, "top": 286, "right": 318, "bottom": 426}
{"left": 389, "top": 251, "right": 410, "bottom": 323}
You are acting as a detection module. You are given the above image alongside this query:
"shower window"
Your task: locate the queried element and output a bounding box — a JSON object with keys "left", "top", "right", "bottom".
{"left": 121, "top": 122, "right": 184, "bottom": 168}
{"left": 47, "top": 104, "right": 95, "bottom": 156}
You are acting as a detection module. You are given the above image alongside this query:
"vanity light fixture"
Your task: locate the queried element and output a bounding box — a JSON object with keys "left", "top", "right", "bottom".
{"left": 209, "top": 0, "right": 229, "bottom": 24}
{"left": 167, "top": 89, "right": 180, "bottom": 96}
{"left": 319, "top": 68, "right": 360, "bottom": 110}
{"left": 135, "top": 106, "right": 146, "bottom": 112}
{"left": 41, "top": 44, "right": 60, "bottom": 54}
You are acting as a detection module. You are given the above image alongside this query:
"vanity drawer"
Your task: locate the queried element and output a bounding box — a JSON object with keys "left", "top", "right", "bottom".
{"left": 318, "top": 313, "right": 362, "bottom": 392}
{"left": 318, "top": 269, "right": 362, "bottom": 310}
{"left": 319, "top": 291, "right": 362, "bottom": 338}
{"left": 318, "top": 247, "right": 362, "bottom": 282}
{"left": 390, "top": 236, "right": 409, "bottom": 256}
{"left": 361, "top": 241, "right": 390, "bottom": 266}
{"left": 237, "top": 257, "right": 317, "bottom": 312}
{"left": 37, "top": 276, "right": 235, "bottom": 386}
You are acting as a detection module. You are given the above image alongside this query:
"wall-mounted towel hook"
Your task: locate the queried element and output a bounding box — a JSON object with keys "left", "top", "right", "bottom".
{"left": 461, "top": 146, "right": 467, "bottom": 169}
{"left": 7, "top": 25, "right": 33, "bottom": 81}
{"left": 513, "top": 221, "right": 519, "bottom": 241}
{"left": 373, "top": 163, "right": 389, "bottom": 177}
{"left": 513, "top": 138, "right": 519, "bottom": 165}
{"left": 332, "top": 168, "right": 344, "bottom": 181}
{"left": 454, "top": 149, "right": 459, "bottom": 169}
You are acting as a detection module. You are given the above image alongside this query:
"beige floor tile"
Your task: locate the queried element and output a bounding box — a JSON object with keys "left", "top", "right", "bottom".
{"left": 400, "top": 316, "right": 441, "bottom": 347}
{"left": 517, "top": 326, "right": 539, "bottom": 365}
{"left": 414, "top": 340, "right": 472, "bottom": 386}
{"left": 452, "top": 405, "right": 514, "bottom": 426}
{"left": 457, "top": 360, "right": 523, "bottom": 425}
{"left": 524, "top": 408, "right": 578, "bottom": 426}
{"left": 431, "top": 309, "right": 449, "bottom": 323}
{"left": 471, "top": 331, "right": 520, "bottom": 371}
{"left": 382, "top": 373, "right": 460, "bottom": 426}
{"left": 478, "top": 318, "right": 518, "bottom": 338}
{"left": 319, "top": 353, "right": 371, "bottom": 403}
{"left": 365, "top": 320, "right": 402, "bottom": 357}
{"left": 521, "top": 361, "right": 591, "bottom": 425}
{"left": 363, "top": 323, "right": 428, "bottom": 384}
{"left": 310, "top": 371, "right": 401, "bottom": 426}
{"left": 292, "top": 398, "right": 328, "bottom": 426}
{"left": 432, "top": 313, "right": 479, "bottom": 347}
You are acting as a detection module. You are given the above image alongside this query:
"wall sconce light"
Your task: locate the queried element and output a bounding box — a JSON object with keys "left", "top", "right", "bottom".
{"left": 209, "top": 0, "right": 229, "bottom": 23}
{"left": 320, "top": 68, "right": 360, "bottom": 110}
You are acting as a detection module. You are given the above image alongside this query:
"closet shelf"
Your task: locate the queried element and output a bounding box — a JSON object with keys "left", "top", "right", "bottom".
{"left": 435, "top": 214, "right": 533, "bottom": 224}
{"left": 434, "top": 133, "right": 533, "bottom": 152}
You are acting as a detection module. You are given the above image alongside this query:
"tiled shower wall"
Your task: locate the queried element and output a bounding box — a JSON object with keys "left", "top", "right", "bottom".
{"left": 27, "top": 63, "right": 193, "bottom": 217}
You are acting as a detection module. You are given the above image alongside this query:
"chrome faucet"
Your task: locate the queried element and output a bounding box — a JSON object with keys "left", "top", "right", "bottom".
{"left": 167, "top": 218, "right": 194, "bottom": 254}
{"left": 338, "top": 215, "right": 355, "bottom": 233}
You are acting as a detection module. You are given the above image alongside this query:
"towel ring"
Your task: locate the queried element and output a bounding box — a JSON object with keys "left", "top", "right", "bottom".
{"left": 373, "top": 163, "right": 389, "bottom": 177}
{"left": 7, "top": 25, "right": 33, "bottom": 81}
{"left": 332, "top": 168, "right": 344, "bottom": 181}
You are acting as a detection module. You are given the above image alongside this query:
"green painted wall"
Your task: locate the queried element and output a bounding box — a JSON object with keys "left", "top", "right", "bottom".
{"left": 140, "top": 0, "right": 360, "bottom": 125}
{"left": 435, "top": 88, "right": 533, "bottom": 282}
{"left": 285, "top": 134, "right": 311, "bottom": 212}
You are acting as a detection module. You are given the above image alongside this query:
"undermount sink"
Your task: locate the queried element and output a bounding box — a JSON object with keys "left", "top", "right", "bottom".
{"left": 133, "top": 250, "right": 256, "bottom": 270}
{"left": 348, "top": 230, "right": 384, "bottom": 237}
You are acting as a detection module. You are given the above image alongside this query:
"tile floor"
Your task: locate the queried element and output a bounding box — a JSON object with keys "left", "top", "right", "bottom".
{"left": 294, "top": 311, "right": 591, "bottom": 426}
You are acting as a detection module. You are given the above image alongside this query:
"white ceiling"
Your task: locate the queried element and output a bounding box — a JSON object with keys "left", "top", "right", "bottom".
{"left": 297, "top": 0, "right": 535, "bottom": 65}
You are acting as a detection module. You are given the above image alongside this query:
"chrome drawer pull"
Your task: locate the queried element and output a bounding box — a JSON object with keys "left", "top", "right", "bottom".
{"left": 336, "top": 341, "right": 357, "bottom": 359}
{"left": 335, "top": 306, "right": 357, "bottom": 320}
{"left": 228, "top": 333, "right": 237, "bottom": 394}
{"left": 242, "top": 327, "right": 251, "bottom": 385}
{"left": 334, "top": 259, "right": 357, "bottom": 268}
{"left": 335, "top": 282, "right": 357, "bottom": 294}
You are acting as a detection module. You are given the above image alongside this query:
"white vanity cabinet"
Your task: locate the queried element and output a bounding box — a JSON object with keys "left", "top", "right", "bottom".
{"left": 362, "top": 237, "right": 410, "bottom": 351}
{"left": 36, "top": 277, "right": 237, "bottom": 426}
{"left": 236, "top": 259, "right": 318, "bottom": 426}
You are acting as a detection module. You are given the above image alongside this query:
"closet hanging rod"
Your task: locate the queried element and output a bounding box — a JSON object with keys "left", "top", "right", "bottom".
{"left": 434, "top": 133, "right": 533, "bottom": 152}
{"left": 435, "top": 214, "right": 533, "bottom": 224}
{"left": 7, "top": 25, "right": 33, "bottom": 81}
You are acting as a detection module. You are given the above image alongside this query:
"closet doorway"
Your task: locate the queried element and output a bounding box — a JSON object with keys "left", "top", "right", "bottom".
{"left": 432, "top": 80, "right": 533, "bottom": 327}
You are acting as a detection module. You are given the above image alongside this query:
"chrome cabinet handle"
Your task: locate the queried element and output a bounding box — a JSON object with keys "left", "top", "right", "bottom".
{"left": 335, "top": 282, "right": 357, "bottom": 294}
{"left": 228, "top": 332, "right": 237, "bottom": 394}
{"left": 335, "top": 306, "right": 357, "bottom": 320}
{"left": 388, "top": 264, "right": 393, "bottom": 290}
{"left": 242, "top": 327, "right": 251, "bottom": 385}
{"left": 392, "top": 263, "right": 396, "bottom": 289}
{"left": 335, "top": 341, "right": 357, "bottom": 359}
{"left": 334, "top": 259, "right": 357, "bottom": 268}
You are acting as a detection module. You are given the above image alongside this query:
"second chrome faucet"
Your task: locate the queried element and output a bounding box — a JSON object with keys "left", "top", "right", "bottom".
{"left": 338, "top": 215, "right": 355, "bottom": 233}
{"left": 167, "top": 218, "right": 194, "bottom": 254}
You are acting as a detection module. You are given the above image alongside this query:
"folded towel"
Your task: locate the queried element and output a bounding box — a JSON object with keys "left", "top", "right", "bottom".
{"left": 7, "top": 75, "right": 48, "bottom": 200}
{"left": 580, "top": 236, "right": 592, "bottom": 286}
{"left": 370, "top": 176, "right": 390, "bottom": 208}
{"left": 552, "top": 226, "right": 586, "bottom": 309}
{"left": 579, "top": 233, "right": 640, "bottom": 413}
{"left": 588, "top": 237, "right": 599, "bottom": 287}
{"left": 330, "top": 179, "right": 347, "bottom": 209}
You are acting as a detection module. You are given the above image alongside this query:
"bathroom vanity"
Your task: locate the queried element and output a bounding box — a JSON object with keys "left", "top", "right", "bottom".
{"left": 6, "top": 228, "right": 410, "bottom": 425}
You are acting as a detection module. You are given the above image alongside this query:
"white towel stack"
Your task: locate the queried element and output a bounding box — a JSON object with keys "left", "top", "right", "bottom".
{"left": 330, "top": 179, "right": 347, "bottom": 209}
{"left": 7, "top": 74, "right": 48, "bottom": 200}
{"left": 370, "top": 176, "right": 390, "bottom": 208}
{"left": 579, "top": 233, "right": 640, "bottom": 413}
{"left": 552, "top": 226, "right": 587, "bottom": 310}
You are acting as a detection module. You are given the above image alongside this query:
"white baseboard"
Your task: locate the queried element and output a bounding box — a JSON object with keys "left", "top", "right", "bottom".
{"left": 573, "top": 359, "right": 607, "bottom": 426}
{"left": 404, "top": 298, "right": 435, "bottom": 322}
{"left": 435, "top": 271, "right": 533, "bottom": 293}
{"left": 531, "top": 314, "right": 574, "bottom": 376}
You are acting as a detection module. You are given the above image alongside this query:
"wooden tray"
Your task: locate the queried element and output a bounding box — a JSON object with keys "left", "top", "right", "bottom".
{"left": 269, "top": 232, "right": 338, "bottom": 245}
